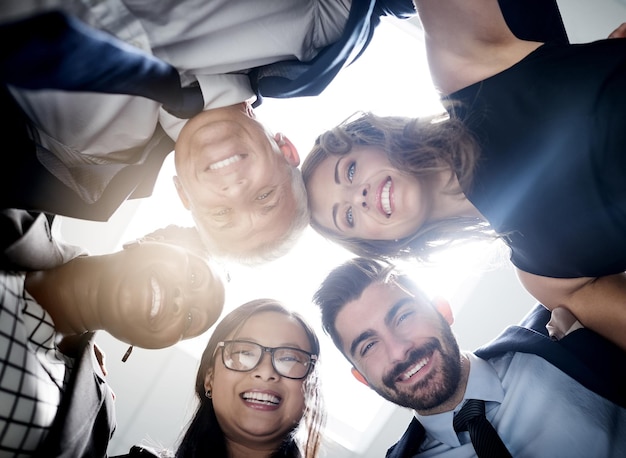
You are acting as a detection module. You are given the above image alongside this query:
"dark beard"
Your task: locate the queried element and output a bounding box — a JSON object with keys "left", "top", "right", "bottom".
{"left": 375, "top": 328, "right": 461, "bottom": 411}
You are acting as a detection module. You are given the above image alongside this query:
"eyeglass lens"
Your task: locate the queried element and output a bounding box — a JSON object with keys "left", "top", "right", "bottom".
{"left": 222, "top": 340, "right": 312, "bottom": 379}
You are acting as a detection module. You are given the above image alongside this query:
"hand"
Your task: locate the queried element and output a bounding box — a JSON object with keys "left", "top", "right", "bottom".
{"left": 608, "top": 22, "right": 626, "bottom": 39}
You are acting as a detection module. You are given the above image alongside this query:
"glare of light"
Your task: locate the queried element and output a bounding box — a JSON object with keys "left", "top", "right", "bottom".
{"left": 111, "top": 16, "right": 498, "bottom": 455}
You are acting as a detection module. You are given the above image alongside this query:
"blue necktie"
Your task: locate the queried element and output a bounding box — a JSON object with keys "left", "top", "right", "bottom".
{"left": 0, "top": 10, "right": 203, "bottom": 118}
{"left": 453, "top": 399, "right": 512, "bottom": 458}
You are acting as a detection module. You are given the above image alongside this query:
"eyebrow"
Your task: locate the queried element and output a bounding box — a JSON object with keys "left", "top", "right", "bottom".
{"left": 348, "top": 297, "right": 414, "bottom": 358}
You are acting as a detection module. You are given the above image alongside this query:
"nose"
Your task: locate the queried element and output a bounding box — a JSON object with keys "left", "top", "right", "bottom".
{"left": 349, "top": 184, "right": 370, "bottom": 210}
{"left": 172, "top": 287, "right": 185, "bottom": 315}
{"left": 387, "top": 334, "right": 414, "bottom": 364}
{"left": 220, "top": 177, "right": 247, "bottom": 198}
{"left": 252, "top": 351, "right": 278, "bottom": 381}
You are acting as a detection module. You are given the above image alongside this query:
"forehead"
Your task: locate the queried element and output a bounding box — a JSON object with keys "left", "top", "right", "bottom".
{"left": 334, "top": 282, "right": 419, "bottom": 348}
{"left": 232, "top": 311, "right": 311, "bottom": 350}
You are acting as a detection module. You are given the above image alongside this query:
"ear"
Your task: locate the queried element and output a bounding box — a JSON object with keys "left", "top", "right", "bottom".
{"left": 275, "top": 133, "right": 300, "bottom": 167}
{"left": 433, "top": 296, "right": 454, "bottom": 326}
{"left": 350, "top": 367, "right": 369, "bottom": 387}
{"left": 173, "top": 176, "right": 191, "bottom": 210}
{"left": 203, "top": 369, "right": 214, "bottom": 393}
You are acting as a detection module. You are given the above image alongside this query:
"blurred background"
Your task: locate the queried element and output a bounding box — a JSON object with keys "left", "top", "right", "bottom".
{"left": 56, "top": 1, "right": 624, "bottom": 455}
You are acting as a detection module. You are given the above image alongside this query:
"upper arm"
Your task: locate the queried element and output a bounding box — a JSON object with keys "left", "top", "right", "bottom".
{"left": 517, "top": 269, "right": 626, "bottom": 352}
{"left": 516, "top": 269, "right": 593, "bottom": 309}
{"left": 415, "top": 0, "right": 537, "bottom": 93}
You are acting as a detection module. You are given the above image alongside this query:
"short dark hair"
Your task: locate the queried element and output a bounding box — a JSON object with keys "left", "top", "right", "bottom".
{"left": 313, "top": 258, "right": 390, "bottom": 355}
{"left": 312, "top": 258, "right": 431, "bottom": 358}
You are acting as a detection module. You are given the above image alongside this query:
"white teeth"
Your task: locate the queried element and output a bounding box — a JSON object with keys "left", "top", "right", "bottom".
{"left": 150, "top": 276, "right": 162, "bottom": 319}
{"left": 209, "top": 154, "right": 244, "bottom": 170}
{"left": 402, "top": 357, "right": 429, "bottom": 380}
{"left": 242, "top": 392, "right": 280, "bottom": 405}
{"left": 381, "top": 178, "right": 392, "bottom": 216}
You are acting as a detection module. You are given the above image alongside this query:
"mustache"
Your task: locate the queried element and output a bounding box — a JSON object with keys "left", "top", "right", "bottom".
{"left": 382, "top": 339, "right": 440, "bottom": 389}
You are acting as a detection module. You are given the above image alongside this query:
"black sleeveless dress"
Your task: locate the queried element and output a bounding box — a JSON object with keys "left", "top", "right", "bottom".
{"left": 445, "top": 39, "right": 626, "bottom": 278}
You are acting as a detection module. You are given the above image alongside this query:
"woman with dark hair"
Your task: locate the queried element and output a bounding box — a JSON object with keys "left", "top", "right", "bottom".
{"left": 119, "top": 299, "right": 325, "bottom": 458}
{"left": 175, "top": 298, "right": 325, "bottom": 458}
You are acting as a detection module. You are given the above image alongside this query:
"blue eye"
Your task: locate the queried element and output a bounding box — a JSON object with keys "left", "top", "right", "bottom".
{"left": 347, "top": 162, "right": 356, "bottom": 182}
{"left": 257, "top": 191, "right": 271, "bottom": 200}
{"left": 346, "top": 207, "right": 354, "bottom": 226}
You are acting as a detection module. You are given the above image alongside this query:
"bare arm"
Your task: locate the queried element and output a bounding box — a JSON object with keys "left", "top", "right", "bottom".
{"left": 517, "top": 269, "right": 626, "bottom": 352}
{"left": 413, "top": 0, "right": 541, "bottom": 93}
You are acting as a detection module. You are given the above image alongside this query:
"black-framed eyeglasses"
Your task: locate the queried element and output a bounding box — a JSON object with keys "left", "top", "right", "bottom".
{"left": 216, "top": 340, "right": 317, "bottom": 380}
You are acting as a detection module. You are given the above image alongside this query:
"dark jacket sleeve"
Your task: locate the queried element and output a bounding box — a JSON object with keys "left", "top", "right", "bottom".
{"left": 34, "top": 333, "right": 117, "bottom": 458}
{"left": 250, "top": 0, "right": 416, "bottom": 105}
{"left": 475, "top": 304, "right": 626, "bottom": 409}
{"left": 0, "top": 10, "right": 202, "bottom": 118}
{"left": 0, "top": 209, "right": 85, "bottom": 271}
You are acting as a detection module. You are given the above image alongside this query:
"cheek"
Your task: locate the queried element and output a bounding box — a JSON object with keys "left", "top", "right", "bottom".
{"left": 284, "top": 383, "right": 307, "bottom": 422}
{"left": 211, "top": 375, "right": 239, "bottom": 414}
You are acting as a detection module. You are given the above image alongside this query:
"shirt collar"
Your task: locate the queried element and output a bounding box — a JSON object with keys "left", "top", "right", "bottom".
{"left": 413, "top": 353, "right": 505, "bottom": 447}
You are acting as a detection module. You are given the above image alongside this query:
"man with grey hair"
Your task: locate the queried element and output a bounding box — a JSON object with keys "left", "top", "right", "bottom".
{"left": 2, "top": 0, "right": 415, "bottom": 262}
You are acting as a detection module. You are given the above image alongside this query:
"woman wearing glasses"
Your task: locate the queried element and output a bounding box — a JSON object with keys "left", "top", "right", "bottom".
{"left": 172, "top": 298, "right": 325, "bottom": 458}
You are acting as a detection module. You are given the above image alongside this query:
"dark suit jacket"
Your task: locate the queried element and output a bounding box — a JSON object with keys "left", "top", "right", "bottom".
{"left": 0, "top": 209, "right": 116, "bottom": 457}
{"left": 1, "top": 1, "right": 414, "bottom": 222}
{"left": 0, "top": 209, "right": 84, "bottom": 270}
{"left": 34, "top": 332, "right": 117, "bottom": 458}
{"left": 385, "top": 303, "right": 626, "bottom": 458}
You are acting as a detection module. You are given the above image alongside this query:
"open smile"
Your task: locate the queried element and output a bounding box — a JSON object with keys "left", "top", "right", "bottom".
{"left": 241, "top": 390, "right": 282, "bottom": 411}
{"left": 208, "top": 153, "right": 246, "bottom": 171}
{"left": 384, "top": 343, "right": 439, "bottom": 389}
{"left": 397, "top": 355, "right": 430, "bottom": 382}
{"left": 149, "top": 276, "right": 163, "bottom": 320}
{"left": 377, "top": 177, "right": 393, "bottom": 217}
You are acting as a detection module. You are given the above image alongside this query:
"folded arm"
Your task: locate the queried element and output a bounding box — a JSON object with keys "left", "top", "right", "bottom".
{"left": 413, "top": 0, "right": 540, "bottom": 93}
{"left": 517, "top": 269, "right": 626, "bottom": 352}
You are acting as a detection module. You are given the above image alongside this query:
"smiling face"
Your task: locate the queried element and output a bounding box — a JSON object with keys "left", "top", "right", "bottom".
{"left": 174, "top": 104, "right": 301, "bottom": 257}
{"left": 335, "top": 281, "right": 462, "bottom": 412}
{"left": 307, "top": 146, "right": 433, "bottom": 241}
{"left": 205, "top": 311, "right": 311, "bottom": 451}
{"left": 99, "top": 241, "right": 224, "bottom": 349}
